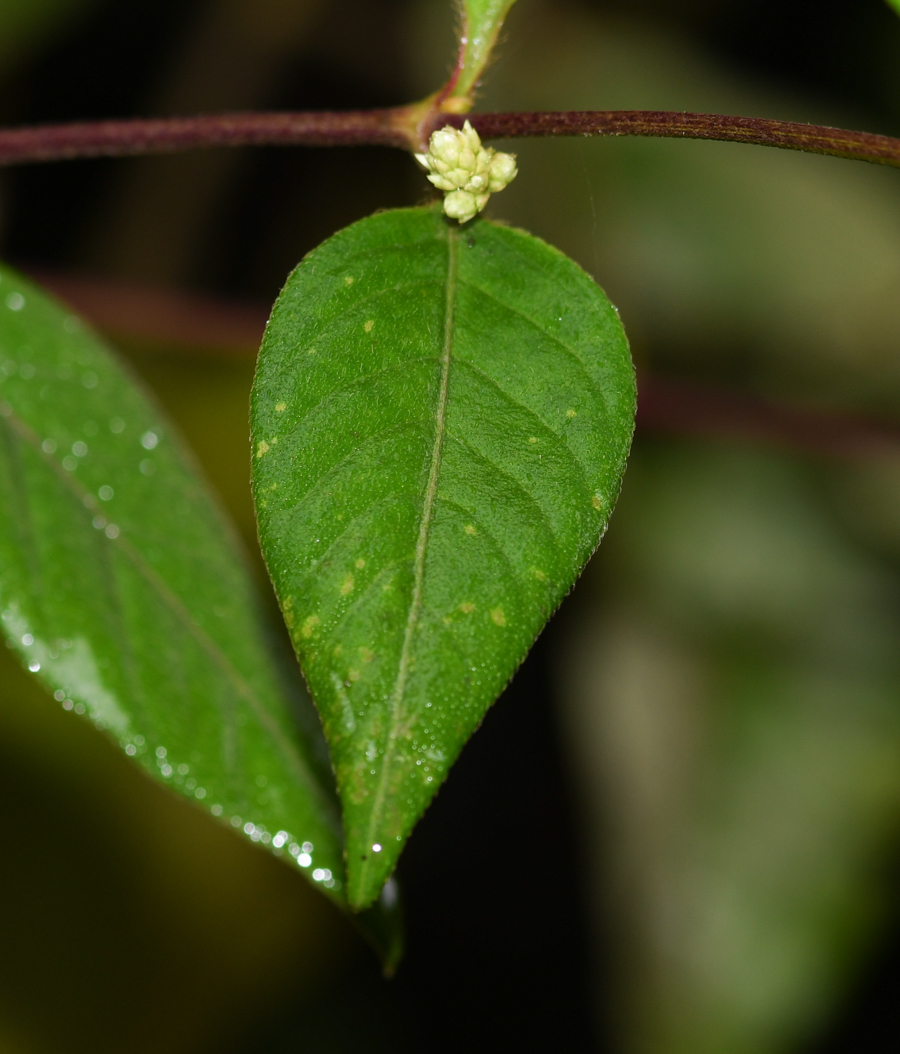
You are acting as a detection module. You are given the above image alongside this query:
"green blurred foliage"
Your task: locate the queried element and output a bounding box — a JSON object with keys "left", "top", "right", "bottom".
{"left": 561, "top": 442, "right": 900, "bottom": 1053}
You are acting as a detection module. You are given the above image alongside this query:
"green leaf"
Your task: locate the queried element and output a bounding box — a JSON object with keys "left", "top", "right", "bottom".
{"left": 0, "top": 266, "right": 350, "bottom": 904}
{"left": 448, "top": 0, "right": 519, "bottom": 105}
{"left": 251, "top": 205, "right": 635, "bottom": 908}
{"left": 888, "top": 0, "right": 900, "bottom": 18}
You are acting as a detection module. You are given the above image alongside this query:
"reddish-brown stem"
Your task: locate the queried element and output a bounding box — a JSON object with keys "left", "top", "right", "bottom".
{"left": 0, "top": 109, "right": 415, "bottom": 165}
{"left": 462, "top": 111, "right": 900, "bottom": 167}
{"left": 0, "top": 108, "right": 899, "bottom": 167}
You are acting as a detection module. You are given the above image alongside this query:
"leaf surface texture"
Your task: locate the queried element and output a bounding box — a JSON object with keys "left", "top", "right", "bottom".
{"left": 252, "top": 206, "right": 635, "bottom": 907}
{"left": 0, "top": 265, "right": 351, "bottom": 902}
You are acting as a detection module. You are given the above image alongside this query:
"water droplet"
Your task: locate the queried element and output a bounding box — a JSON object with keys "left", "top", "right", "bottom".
{"left": 109, "top": 417, "right": 125, "bottom": 433}
{"left": 54, "top": 690, "right": 65, "bottom": 701}
{"left": 298, "top": 852, "right": 312, "bottom": 867}
{"left": 28, "top": 662, "right": 40, "bottom": 673}
{"left": 134, "top": 735, "right": 144, "bottom": 745}
{"left": 125, "top": 744, "right": 136, "bottom": 756}
{"left": 302, "top": 841, "right": 314, "bottom": 854}
{"left": 6, "top": 292, "right": 25, "bottom": 311}
{"left": 194, "top": 787, "right": 205, "bottom": 799}
{"left": 82, "top": 372, "right": 98, "bottom": 389}
{"left": 72, "top": 441, "right": 88, "bottom": 457}
{"left": 74, "top": 702, "right": 85, "bottom": 715}
{"left": 21, "top": 634, "right": 33, "bottom": 646}
{"left": 372, "top": 843, "right": 382, "bottom": 853}
{"left": 62, "top": 699, "right": 74, "bottom": 711}
{"left": 41, "top": 438, "right": 57, "bottom": 454}
{"left": 156, "top": 746, "right": 166, "bottom": 758}
{"left": 211, "top": 804, "right": 222, "bottom": 816}
{"left": 105, "top": 524, "right": 119, "bottom": 539}
{"left": 312, "top": 868, "right": 325, "bottom": 881}
{"left": 139, "top": 458, "right": 155, "bottom": 476}
{"left": 92, "top": 515, "right": 106, "bottom": 530}
{"left": 141, "top": 431, "right": 158, "bottom": 450}
{"left": 98, "top": 485, "right": 114, "bottom": 501}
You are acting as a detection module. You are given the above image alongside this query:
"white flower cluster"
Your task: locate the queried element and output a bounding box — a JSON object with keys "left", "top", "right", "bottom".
{"left": 416, "top": 121, "right": 518, "bottom": 224}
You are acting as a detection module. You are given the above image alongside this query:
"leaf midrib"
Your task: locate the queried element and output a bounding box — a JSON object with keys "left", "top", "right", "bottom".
{"left": 352, "top": 223, "right": 459, "bottom": 905}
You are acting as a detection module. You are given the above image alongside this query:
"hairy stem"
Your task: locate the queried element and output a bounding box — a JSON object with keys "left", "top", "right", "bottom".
{"left": 0, "top": 109, "right": 417, "bottom": 164}
{"left": 0, "top": 109, "right": 898, "bottom": 167}
{"left": 464, "top": 111, "right": 900, "bottom": 166}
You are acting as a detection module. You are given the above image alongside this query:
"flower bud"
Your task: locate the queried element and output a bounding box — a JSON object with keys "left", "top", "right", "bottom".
{"left": 417, "top": 120, "right": 520, "bottom": 223}
{"left": 488, "top": 151, "right": 518, "bottom": 192}
{"left": 443, "top": 190, "right": 479, "bottom": 223}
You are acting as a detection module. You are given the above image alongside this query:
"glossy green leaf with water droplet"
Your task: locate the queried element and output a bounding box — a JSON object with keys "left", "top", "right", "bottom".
{"left": 449, "top": 0, "right": 519, "bottom": 104}
{"left": 0, "top": 263, "right": 401, "bottom": 961}
{"left": 251, "top": 206, "right": 635, "bottom": 908}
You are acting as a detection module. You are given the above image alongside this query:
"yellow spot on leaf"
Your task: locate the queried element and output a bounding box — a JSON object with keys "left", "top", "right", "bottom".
{"left": 301, "top": 615, "right": 319, "bottom": 638}
{"left": 307, "top": 347, "right": 317, "bottom": 356}
{"left": 592, "top": 494, "right": 603, "bottom": 510}
{"left": 459, "top": 602, "right": 475, "bottom": 614}
{"left": 348, "top": 668, "right": 361, "bottom": 683}
{"left": 364, "top": 320, "right": 374, "bottom": 333}
{"left": 275, "top": 402, "right": 286, "bottom": 413}
{"left": 566, "top": 409, "right": 577, "bottom": 419}
{"left": 333, "top": 645, "right": 343, "bottom": 657}
{"left": 464, "top": 524, "right": 476, "bottom": 535}
{"left": 345, "top": 276, "right": 354, "bottom": 285}
{"left": 359, "top": 647, "right": 375, "bottom": 663}
{"left": 490, "top": 607, "right": 506, "bottom": 627}
{"left": 529, "top": 437, "right": 538, "bottom": 444}
{"left": 532, "top": 568, "right": 547, "bottom": 582}
{"left": 340, "top": 574, "right": 355, "bottom": 595}
{"left": 355, "top": 558, "right": 366, "bottom": 570}
{"left": 256, "top": 440, "right": 269, "bottom": 458}
{"left": 283, "top": 596, "right": 293, "bottom": 610}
